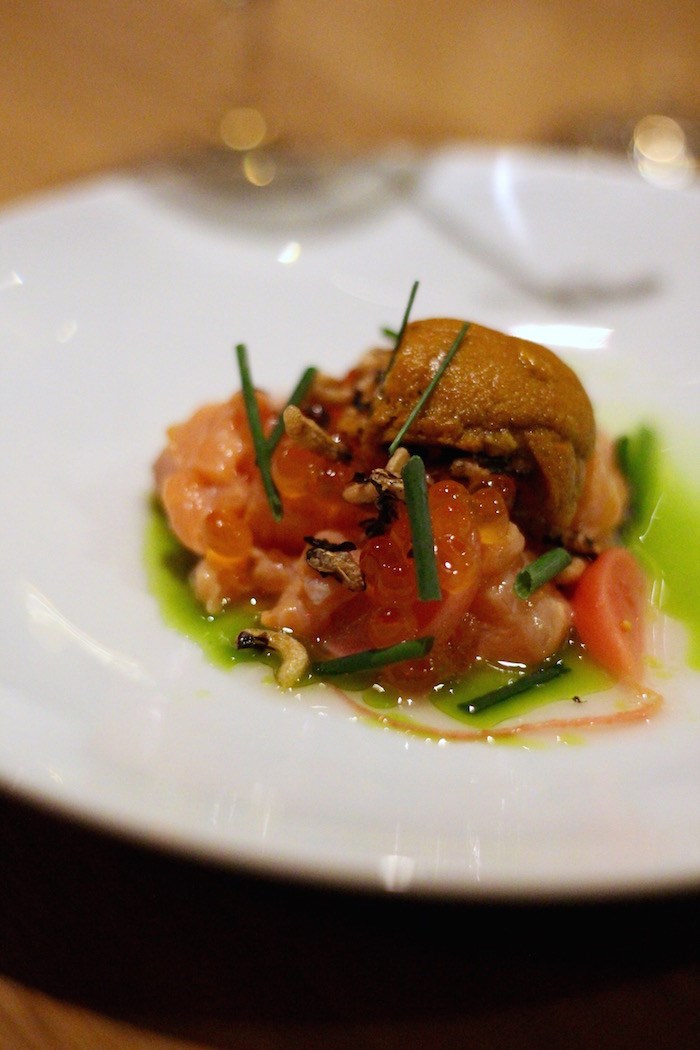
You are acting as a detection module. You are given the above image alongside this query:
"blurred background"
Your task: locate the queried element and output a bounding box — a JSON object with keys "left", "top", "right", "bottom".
{"left": 2, "top": 0, "right": 699, "bottom": 204}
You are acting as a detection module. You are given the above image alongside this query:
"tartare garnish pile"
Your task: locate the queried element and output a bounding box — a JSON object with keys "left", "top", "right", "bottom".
{"left": 153, "top": 284, "right": 659, "bottom": 736}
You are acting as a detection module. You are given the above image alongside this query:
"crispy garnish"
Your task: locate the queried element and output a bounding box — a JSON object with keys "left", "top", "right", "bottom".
{"left": 309, "top": 371, "right": 355, "bottom": 406}
{"left": 342, "top": 475, "right": 377, "bottom": 505}
{"left": 283, "top": 404, "right": 350, "bottom": 462}
{"left": 305, "top": 537, "right": 365, "bottom": 591}
{"left": 449, "top": 459, "right": 493, "bottom": 485}
{"left": 368, "top": 468, "right": 405, "bottom": 499}
{"left": 303, "top": 535, "right": 357, "bottom": 552}
{"left": 385, "top": 446, "right": 411, "bottom": 473}
{"left": 342, "top": 446, "right": 410, "bottom": 505}
{"left": 554, "top": 555, "right": 588, "bottom": 586}
{"left": 343, "top": 470, "right": 403, "bottom": 505}
{"left": 360, "top": 490, "right": 399, "bottom": 538}
{"left": 561, "top": 529, "right": 600, "bottom": 555}
{"left": 236, "top": 627, "right": 310, "bottom": 688}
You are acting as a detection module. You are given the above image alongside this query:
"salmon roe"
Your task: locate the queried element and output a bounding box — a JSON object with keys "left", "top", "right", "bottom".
{"left": 272, "top": 438, "right": 354, "bottom": 504}
{"left": 428, "top": 481, "right": 482, "bottom": 595}
{"left": 469, "top": 477, "right": 514, "bottom": 546}
{"left": 202, "top": 498, "right": 253, "bottom": 560}
{"left": 367, "top": 604, "right": 420, "bottom": 649}
{"left": 234, "top": 435, "right": 364, "bottom": 553}
{"left": 353, "top": 479, "right": 486, "bottom": 654}
{"left": 360, "top": 532, "right": 417, "bottom": 605}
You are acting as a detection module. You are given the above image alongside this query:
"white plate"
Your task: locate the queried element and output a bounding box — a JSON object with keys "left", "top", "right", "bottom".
{"left": 1, "top": 146, "right": 699, "bottom": 900}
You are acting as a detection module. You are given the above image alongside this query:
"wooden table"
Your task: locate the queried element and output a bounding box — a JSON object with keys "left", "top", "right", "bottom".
{"left": 2, "top": 3, "right": 699, "bottom": 1046}
{"left": 2, "top": 787, "right": 700, "bottom": 1049}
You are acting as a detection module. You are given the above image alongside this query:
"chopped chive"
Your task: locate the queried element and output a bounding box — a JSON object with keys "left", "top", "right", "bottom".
{"left": 514, "top": 547, "right": 572, "bottom": 599}
{"left": 615, "top": 425, "right": 658, "bottom": 541}
{"left": 235, "top": 343, "right": 283, "bottom": 521}
{"left": 383, "top": 279, "right": 419, "bottom": 378}
{"left": 381, "top": 326, "right": 398, "bottom": 341}
{"left": 388, "top": 322, "right": 469, "bottom": 456}
{"left": 393, "top": 280, "right": 419, "bottom": 352}
{"left": 312, "top": 636, "right": 434, "bottom": 676}
{"left": 402, "top": 455, "right": 441, "bottom": 602}
{"left": 266, "top": 365, "right": 318, "bottom": 453}
{"left": 458, "top": 661, "right": 571, "bottom": 714}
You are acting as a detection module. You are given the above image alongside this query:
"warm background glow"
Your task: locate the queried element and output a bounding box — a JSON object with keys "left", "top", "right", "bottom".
{"left": 2, "top": 0, "right": 698, "bottom": 201}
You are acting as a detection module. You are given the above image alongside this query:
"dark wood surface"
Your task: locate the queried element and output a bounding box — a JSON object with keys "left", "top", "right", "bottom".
{"left": 1, "top": 786, "right": 699, "bottom": 1048}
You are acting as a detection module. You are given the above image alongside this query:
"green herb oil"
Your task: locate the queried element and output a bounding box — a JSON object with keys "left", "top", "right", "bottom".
{"left": 630, "top": 473, "right": 700, "bottom": 669}
{"left": 144, "top": 499, "right": 255, "bottom": 669}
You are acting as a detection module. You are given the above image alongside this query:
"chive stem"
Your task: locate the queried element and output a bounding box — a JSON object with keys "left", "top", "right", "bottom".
{"left": 235, "top": 343, "right": 283, "bottom": 521}
{"left": 402, "top": 455, "right": 441, "bottom": 602}
{"left": 312, "top": 636, "right": 434, "bottom": 676}
{"left": 615, "top": 425, "right": 658, "bottom": 541}
{"left": 393, "top": 280, "right": 419, "bottom": 353}
{"left": 382, "top": 280, "right": 419, "bottom": 379}
{"left": 388, "top": 322, "right": 469, "bottom": 455}
{"left": 514, "top": 547, "right": 572, "bottom": 599}
{"left": 266, "top": 366, "right": 318, "bottom": 453}
{"left": 457, "top": 661, "right": 571, "bottom": 714}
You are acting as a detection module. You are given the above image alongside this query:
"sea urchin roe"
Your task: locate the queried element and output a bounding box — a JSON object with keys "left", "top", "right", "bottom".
{"left": 339, "top": 318, "right": 596, "bottom": 539}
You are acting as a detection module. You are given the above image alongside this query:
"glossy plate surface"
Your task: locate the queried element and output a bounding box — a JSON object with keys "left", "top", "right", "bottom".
{"left": 1, "top": 147, "right": 699, "bottom": 899}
